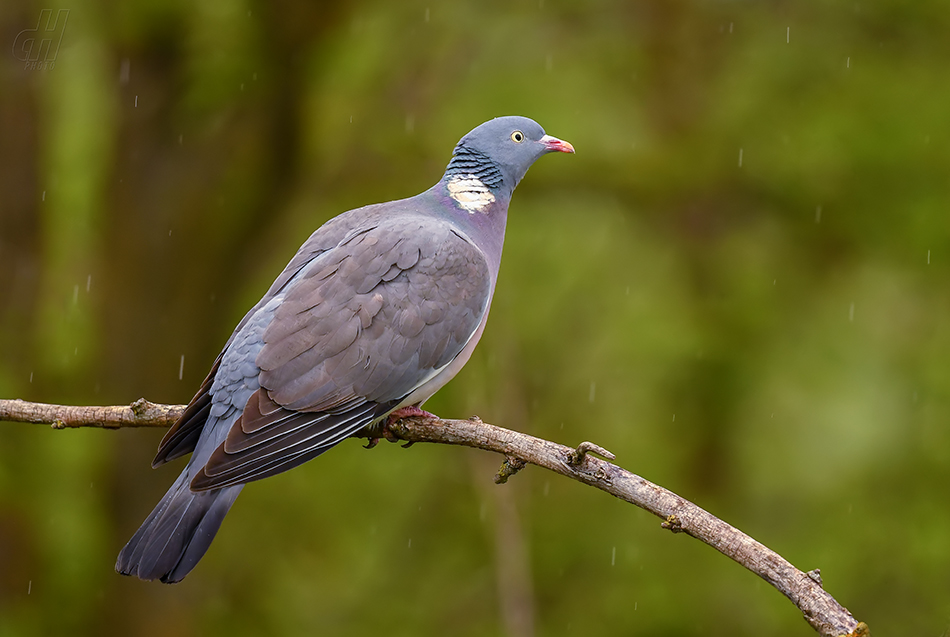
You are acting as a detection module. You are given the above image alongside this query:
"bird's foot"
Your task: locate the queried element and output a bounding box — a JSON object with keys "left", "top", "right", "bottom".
{"left": 387, "top": 405, "right": 437, "bottom": 424}
{"left": 364, "top": 406, "right": 438, "bottom": 449}
{"left": 371, "top": 406, "right": 438, "bottom": 449}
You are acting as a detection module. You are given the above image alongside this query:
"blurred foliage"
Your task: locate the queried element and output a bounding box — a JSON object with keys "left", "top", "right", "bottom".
{"left": 1, "top": 0, "right": 949, "bottom": 635}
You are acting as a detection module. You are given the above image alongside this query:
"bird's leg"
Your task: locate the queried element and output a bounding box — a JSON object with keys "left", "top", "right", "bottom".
{"left": 388, "top": 405, "right": 438, "bottom": 422}
{"left": 364, "top": 405, "right": 438, "bottom": 449}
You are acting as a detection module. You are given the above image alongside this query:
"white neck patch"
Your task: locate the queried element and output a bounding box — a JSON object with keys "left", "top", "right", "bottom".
{"left": 447, "top": 175, "right": 496, "bottom": 213}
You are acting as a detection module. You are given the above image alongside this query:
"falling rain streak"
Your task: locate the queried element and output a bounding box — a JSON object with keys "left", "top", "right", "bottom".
{"left": 738, "top": 148, "right": 743, "bottom": 167}
{"left": 589, "top": 381, "right": 596, "bottom": 403}
{"left": 849, "top": 302, "right": 855, "bottom": 322}
{"left": 179, "top": 355, "right": 185, "bottom": 380}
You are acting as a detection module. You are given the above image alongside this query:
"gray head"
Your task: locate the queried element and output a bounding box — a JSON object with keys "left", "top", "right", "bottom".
{"left": 443, "top": 116, "right": 574, "bottom": 195}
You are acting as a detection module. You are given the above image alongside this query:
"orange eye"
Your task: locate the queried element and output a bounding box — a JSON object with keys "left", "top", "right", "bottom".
{"left": 511, "top": 130, "right": 525, "bottom": 143}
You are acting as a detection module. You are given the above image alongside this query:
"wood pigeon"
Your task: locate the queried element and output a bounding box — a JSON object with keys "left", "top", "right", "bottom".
{"left": 116, "top": 116, "right": 574, "bottom": 583}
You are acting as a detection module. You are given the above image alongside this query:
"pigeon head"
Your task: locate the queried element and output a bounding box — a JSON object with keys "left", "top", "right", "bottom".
{"left": 443, "top": 116, "right": 574, "bottom": 198}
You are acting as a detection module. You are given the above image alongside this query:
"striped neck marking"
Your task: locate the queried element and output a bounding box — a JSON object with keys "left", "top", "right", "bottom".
{"left": 447, "top": 175, "right": 495, "bottom": 213}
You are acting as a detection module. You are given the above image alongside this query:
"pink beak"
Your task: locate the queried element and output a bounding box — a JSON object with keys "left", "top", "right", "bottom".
{"left": 540, "top": 134, "right": 575, "bottom": 154}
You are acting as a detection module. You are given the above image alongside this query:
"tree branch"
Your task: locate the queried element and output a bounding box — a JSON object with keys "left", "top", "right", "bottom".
{"left": 0, "top": 398, "right": 183, "bottom": 429}
{"left": 0, "top": 398, "right": 867, "bottom": 637}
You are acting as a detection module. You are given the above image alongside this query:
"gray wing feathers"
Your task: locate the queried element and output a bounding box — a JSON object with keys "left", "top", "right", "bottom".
{"left": 190, "top": 213, "right": 491, "bottom": 491}
{"left": 259, "top": 216, "right": 488, "bottom": 408}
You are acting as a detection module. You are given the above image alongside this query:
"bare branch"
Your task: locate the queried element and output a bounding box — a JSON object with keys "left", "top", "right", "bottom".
{"left": 0, "top": 398, "right": 182, "bottom": 429}
{"left": 0, "top": 398, "right": 866, "bottom": 636}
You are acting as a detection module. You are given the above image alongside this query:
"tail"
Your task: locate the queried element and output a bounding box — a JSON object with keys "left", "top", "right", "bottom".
{"left": 116, "top": 468, "right": 243, "bottom": 583}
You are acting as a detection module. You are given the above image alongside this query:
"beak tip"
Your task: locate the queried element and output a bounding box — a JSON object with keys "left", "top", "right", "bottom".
{"left": 540, "top": 134, "right": 575, "bottom": 155}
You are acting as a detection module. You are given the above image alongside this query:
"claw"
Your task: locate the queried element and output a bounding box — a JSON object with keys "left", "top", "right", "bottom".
{"left": 381, "top": 426, "right": 400, "bottom": 443}
{"left": 364, "top": 437, "right": 381, "bottom": 449}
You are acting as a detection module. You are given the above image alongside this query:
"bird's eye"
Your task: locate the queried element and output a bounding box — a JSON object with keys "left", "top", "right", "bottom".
{"left": 511, "top": 130, "right": 525, "bottom": 143}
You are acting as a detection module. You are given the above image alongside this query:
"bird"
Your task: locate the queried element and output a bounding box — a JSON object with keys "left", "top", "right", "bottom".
{"left": 116, "top": 116, "right": 574, "bottom": 583}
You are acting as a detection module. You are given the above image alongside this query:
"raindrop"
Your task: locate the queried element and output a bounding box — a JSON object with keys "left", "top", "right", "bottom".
{"left": 588, "top": 381, "right": 596, "bottom": 403}
{"left": 349, "top": 115, "right": 353, "bottom": 124}
{"left": 672, "top": 413, "right": 675, "bottom": 422}
{"left": 927, "top": 250, "right": 931, "bottom": 264}
{"left": 134, "top": 95, "right": 138, "bottom": 108}
{"left": 405, "top": 115, "right": 415, "bottom": 133}
{"left": 543, "top": 481, "right": 550, "bottom": 496}
{"left": 253, "top": 72, "right": 257, "bottom": 81}
{"left": 848, "top": 302, "right": 854, "bottom": 322}
{"left": 240, "top": 83, "right": 244, "bottom": 91}
{"left": 178, "top": 134, "right": 183, "bottom": 145}
{"left": 424, "top": 7, "right": 429, "bottom": 22}
{"left": 635, "top": 602, "right": 638, "bottom": 611}
{"left": 625, "top": 286, "right": 630, "bottom": 295}
{"left": 408, "top": 538, "right": 412, "bottom": 549}
{"left": 611, "top": 546, "right": 616, "bottom": 566}
{"left": 42, "top": 191, "right": 46, "bottom": 201}
{"left": 179, "top": 355, "right": 185, "bottom": 380}
{"left": 72, "top": 284, "right": 79, "bottom": 305}
{"left": 846, "top": 57, "right": 850, "bottom": 69}
{"left": 29, "top": 372, "right": 33, "bottom": 383}
{"left": 119, "top": 58, "right": 130, "bottom": 85}
{"left": 27, "top": 581, "right": 31, "bottom": 595}
{"left": 786, "top": 26, "right": 790, "bottom": 43}
{"left": 86, "top": 275, "right": 91, "bottom": 292}
{"left": 729, "top": 22, "right": 733, "bottom": 34}
{"left": 815, "top": 205, "right": 822, "bottom": 223}
{"left": 737, "top": 148, "right": 743, "bottom": 167}
{"left": 773, "top": 279, "right": 776, "bottom": 286}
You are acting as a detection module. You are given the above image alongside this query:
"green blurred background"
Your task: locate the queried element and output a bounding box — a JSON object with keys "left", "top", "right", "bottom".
{"left": 1, "top": 0, "right": 948, "bottom": 634}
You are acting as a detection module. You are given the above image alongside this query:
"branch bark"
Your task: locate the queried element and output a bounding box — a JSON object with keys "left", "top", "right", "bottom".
{"left": 0, "top": 398, "right": 867, "bottom": 637}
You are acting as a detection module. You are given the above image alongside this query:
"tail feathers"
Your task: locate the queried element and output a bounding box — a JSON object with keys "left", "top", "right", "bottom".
{"left": 116, "top": 469, "right": 243, "bottom": 583}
